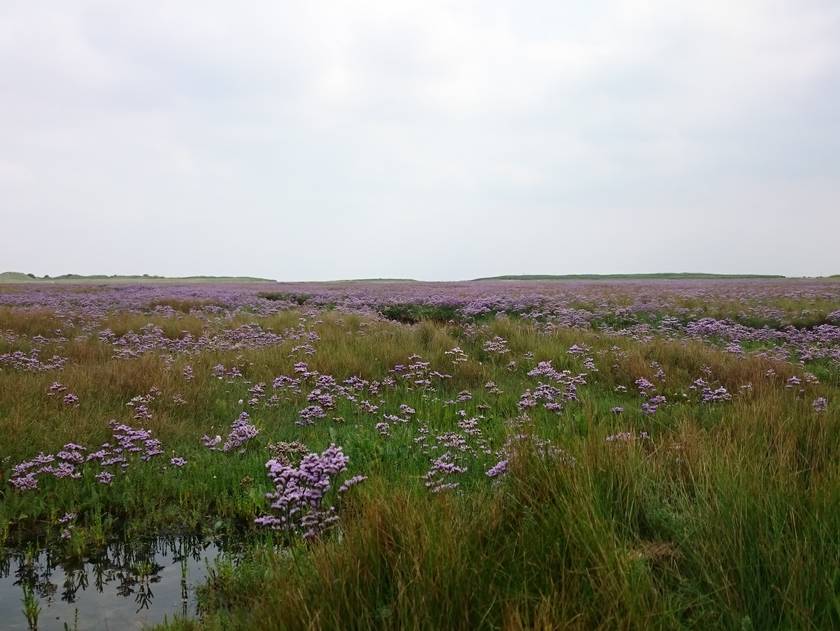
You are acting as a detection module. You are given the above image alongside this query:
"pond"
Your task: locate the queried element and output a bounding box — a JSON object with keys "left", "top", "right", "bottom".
{"left": 0, "top": 536, "right": 224, "bottom": 630}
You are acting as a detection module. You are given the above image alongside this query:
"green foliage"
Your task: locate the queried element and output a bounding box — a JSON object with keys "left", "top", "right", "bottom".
{"left": 0, "top": 309, "right": 837, "bottom": 629}
{"left": 379, "top": 303, "right": 461, "bottom": 323}
{"left": 256, "top": 292, "right": 311, "bottom": 304}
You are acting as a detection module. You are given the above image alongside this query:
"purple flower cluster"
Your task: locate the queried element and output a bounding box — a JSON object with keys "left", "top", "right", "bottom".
{"left": 59, "top": 511, "right": 77, "bottom": 539}
{"left": 635, "top": 378, "right": 655, "bottom": 393}
{"left": 484, "top": 381, "right": 502, "bottom": 394}
{"left": 518, "top": 383, "right": 566, "bottom": 413}
{"left": 0, "top": 350, "right": 67, "bottom": 372}
{"left": 338, "top": 474, "right": 367, "bottom": 494}
{"left": 47, "top": 381, "right": 67, "bottom": 396}
{"left": 606, "top": 431, "right": 650, "bottom": 443}
{"left": 691, "top": 378, "right": 732, "bottom": 403}
{"left": 496, "top": 418, "right": 577, "bottom": 467}
{"left": 445, "top": 347, "right": 468, "bottom": 363}
{"left": 641, "top": 395, "right": 667, "bottom": 415}
{"left": 9, "top": 421, "right": 170, "bottom": 492}
{"left": 221, "top": 412, "right": 260, "bottom": 452}
{"left": 423, "top": 452, "right": 468, "bottom": 493}
{"left": 520, "top": 360, "right": 587, "bottom": 412}
{"left": 485, "top": 459, "right": 509, "bottom": 478}
{"left": 297, "top": 405, "right": 327, "bottom": 425}
{"left": 212, "top": 363, "right": 244, "bottom": 380}
{"left": 3, "top": 279, "right": 840, "bottom": 369}
{"left": 4, "top": 280, "right": 840, "bottom": 520}
{"left": 482, "top": 337, "right": 510, "bottom": 354}
{"left": 201, "top": 434, "right": 222, "bottom": 449}
{"left": 10, "top": 445, "right": 85, "bottom": 490}
{"left": 255, "top": 444, "right": 364, "bottom": 540}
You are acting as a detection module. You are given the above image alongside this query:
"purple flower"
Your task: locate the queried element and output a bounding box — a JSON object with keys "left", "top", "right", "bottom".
{"left": 484, "top": 381, "right": 502, "bottom": 394}
{"left": 486, "top": 459, "right": 509, "bottom": 478}
{"left": 483, "top": 337, "right": 510, "bottom": 354}
{"left": 133, "top": 404, "right": 152, "bottom": 421}
{"left": 423, "top": 452, "right": 467, "bottom": 493}
{"left": 444, "top": 347, "right": 468, "bottom": 363}
{"left": 641, "top": 395, "right": 666, "bottom": 415}
{"left": 606, "top": 431, "right": 650, "bottom": 443}
{"left": 725, "top": 342, "right": 743, "bottom": 355}
{"left": 635, "top": 377, "right": 655, "bottom": 393}
{"left": 223, "top": 412, "right": 260, "bottom": 452}
{"left": 47, "top": 381, "right": 67, "bottom": 395}
{"left": 339, "top": 475, "right": 367, "bottom": 493}
{"left": 10, "top": 474, "right": 38, "bottom": 491}
{"left": 297, "top": 405, "right": 327, "bottom": 426}
{"left": 202, "top": 434, "right": 222, "bottom": 449}
{"left": 255, "top": 444, "right": 362, "bottom": 540}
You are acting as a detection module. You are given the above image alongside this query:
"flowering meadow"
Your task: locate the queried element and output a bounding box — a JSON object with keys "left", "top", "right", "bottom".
{"left": 1, "top": 279, "right": 839, "bottom": 629}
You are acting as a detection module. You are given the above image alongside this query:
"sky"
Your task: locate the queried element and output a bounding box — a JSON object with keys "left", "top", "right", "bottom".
{"left": 1, "top": 0, "right": 839, "bottom": 281}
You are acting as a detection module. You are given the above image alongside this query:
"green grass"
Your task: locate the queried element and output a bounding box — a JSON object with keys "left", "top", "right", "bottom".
{"left": 0, "top": 308, "right": 838, "bottom": 629}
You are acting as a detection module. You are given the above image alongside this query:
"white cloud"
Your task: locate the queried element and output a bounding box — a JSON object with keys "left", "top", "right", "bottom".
{"left": 1, "top": 0, "right": 839, "bottom": 278}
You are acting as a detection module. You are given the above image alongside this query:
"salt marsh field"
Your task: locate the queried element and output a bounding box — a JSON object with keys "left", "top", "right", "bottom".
{"left": 1, "top": 279, "right": 838, "bottom": 629}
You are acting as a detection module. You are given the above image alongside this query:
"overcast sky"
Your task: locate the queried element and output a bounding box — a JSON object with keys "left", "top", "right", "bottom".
{"left": 1, "top": 1, "right": 839, "bottom": 280}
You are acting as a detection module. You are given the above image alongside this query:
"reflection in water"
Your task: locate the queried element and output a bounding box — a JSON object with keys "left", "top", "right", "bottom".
{"left": 0, "top": 536, "right": 225, "bottom": 630}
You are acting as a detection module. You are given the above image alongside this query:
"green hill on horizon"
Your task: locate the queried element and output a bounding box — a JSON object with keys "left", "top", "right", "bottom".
{"left": 0, "top": 271, "right": 276, "bottom": 284}
{"left": 473, "top": 273, "right": 789, "bottom": 281}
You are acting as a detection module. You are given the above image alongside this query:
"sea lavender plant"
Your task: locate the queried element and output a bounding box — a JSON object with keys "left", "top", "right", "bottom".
{"left": 255, "top": 444, "right": 363, "bottom": 540}
{"left": 222, "top": 412, "right": 260, "bottom": 452}
{"left": 641, "top": 395, "right": 666, "bottom": 415}
{"left": 423, "top": 452, "right": 468, "bottom": 493}
{"left": 485, "top": 459, "right": 509, "bottom": 478}
{"left": 62, "top": 393, "right": 79, "bottom": 406}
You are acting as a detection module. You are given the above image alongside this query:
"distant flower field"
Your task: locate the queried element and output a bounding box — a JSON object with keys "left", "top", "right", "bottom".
{"left": 0, "top": 279, "right": 838, "bottom": 629}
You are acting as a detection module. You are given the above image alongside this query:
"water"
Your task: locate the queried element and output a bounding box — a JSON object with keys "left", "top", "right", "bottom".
{"left": 0, "top": 536, "right": 223, "bottom": 630}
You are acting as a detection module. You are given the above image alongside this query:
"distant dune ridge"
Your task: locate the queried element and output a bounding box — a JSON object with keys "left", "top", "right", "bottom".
{"left": 0, "top": 272, "right": 276, "bottom": 283}
{"left": 2, "top": 271, "right": 838, "bottom": 284}
{"left": 472, "top": 273, "right": 790, "bottom": 281}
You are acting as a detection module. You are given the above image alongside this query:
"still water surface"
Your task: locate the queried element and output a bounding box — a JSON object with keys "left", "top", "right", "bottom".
{"left": 0, "top": 536, "right": 222, "bottom": 630}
